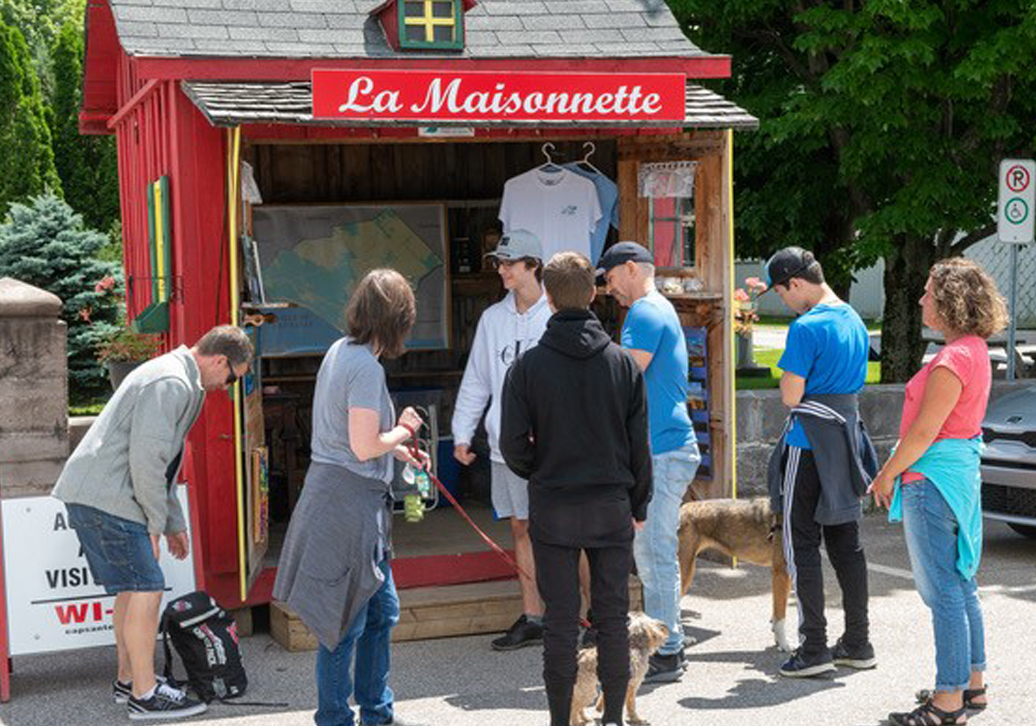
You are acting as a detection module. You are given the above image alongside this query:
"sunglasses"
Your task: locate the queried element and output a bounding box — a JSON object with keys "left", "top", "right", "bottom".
{"left": 225, "top": 358, "right": 241, "bottom": 386}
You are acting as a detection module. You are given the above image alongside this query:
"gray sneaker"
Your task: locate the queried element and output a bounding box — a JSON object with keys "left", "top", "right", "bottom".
{"left": 127, "top": 683, "right": 207, "bottom": 721}
{"left": 113, "top": 675, "right": 169, "bottom": 704}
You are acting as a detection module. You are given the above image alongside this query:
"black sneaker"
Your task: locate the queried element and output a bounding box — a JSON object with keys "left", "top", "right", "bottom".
{"left": 113, "top": 675, "right": 168, "bottom": 704}
{"left": 127, "top": 683, "right": 207, "bottom": 721}
{"left": 643, "top": 650, "right": 687, "bottom": 683}
{"left": 831, "top": 637, "right": 877, "bottom": 670}
{"left": 491, "top": 614, "right": 543, "bottom": 651}
{"left": 779, "top": 648, "right": 835, "bottom": 678}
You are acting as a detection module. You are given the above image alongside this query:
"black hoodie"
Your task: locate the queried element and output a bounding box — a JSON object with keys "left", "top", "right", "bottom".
{"left": 500, "top": 308, "right": 653, "bottom": 547}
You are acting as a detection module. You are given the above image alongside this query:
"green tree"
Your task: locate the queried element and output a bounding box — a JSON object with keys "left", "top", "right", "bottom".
{"left": 669, "top": 0, "right": 1036, "bottom": 380}
{"left": 0, "top": 193, "right": 121, "bottom": 402}
{"left": 0, "top": 19, "right": 61, "bottom": 216}
{"left": 1, "top": 0, "right": 85, "bottom": 96}
{"left": 50, "top": 21, "right": 119, "bottom": 233}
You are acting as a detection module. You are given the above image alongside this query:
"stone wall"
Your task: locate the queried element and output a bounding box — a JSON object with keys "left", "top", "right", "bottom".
{"left": 0, "top": 278, "right": 69, "bottom": 497}
{"left": 734, "top": 381, "right": 1031, "bottom": 498}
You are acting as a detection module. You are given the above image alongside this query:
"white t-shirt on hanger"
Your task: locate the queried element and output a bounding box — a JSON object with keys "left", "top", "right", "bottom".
{"left": 499, "top": 168, "right": 602, "bottom": 262}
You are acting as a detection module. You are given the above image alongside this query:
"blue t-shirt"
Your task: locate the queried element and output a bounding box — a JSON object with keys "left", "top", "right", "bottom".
{"left": 564, "top": 163, "right": 618, "bottom": 266}
{"left": 621, "top": 291, "right": 696, "bottom": 455}
{"left": 778, "top": 303, "right": 869, "bottom": 449}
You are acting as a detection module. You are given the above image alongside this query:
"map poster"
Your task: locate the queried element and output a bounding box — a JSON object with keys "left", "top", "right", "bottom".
{"left": 252, "top": 204, "right": 449, "bottom": 355}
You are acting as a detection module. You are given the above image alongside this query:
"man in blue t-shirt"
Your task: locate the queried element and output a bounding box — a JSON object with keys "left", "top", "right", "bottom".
{"left": 600, "top": 241, "right": 699, "bottom": 683}
{"left": 767, "top": 246, "right": 875, "bottom": 678}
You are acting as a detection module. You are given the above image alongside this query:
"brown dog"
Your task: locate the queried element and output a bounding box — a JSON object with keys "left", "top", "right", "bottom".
{"left": 677, "top": 497, "right": 794, "bottom": 652}
{"left": 569, "top": 611, "right": 668, "bottom": 726}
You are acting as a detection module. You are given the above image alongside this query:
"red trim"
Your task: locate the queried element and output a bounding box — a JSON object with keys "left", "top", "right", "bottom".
{"left": 78, "top": 110, "right": 111, "bottom": 135}
{"left": 0, "top": 491, "right": 11, "bottom": 702}
{"left": 239, "top": 124, "right": 678, "bottom": 142}
{"left": 391, "top": 552, "right": 517, "bottom": 590}
{"left": 135, "top": 56, "right": 731, "bottom": 81}
{"left": 108, "top": 78, "right": 161, "bottom": 130}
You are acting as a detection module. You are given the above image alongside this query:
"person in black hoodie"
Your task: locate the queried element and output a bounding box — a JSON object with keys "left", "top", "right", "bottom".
{"left": 501, "top": 251, "right": 653, "bottom": 726}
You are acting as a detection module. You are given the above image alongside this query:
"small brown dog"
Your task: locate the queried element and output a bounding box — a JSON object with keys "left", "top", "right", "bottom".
{"left": 677, "top": 497, "right": 794, "bottom": 652}
{"left": 570, "top": 611, "right": 668, "bottom": 726}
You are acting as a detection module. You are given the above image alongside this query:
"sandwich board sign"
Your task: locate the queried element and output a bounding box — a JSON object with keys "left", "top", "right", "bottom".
{"left": 999, "top": 159, "right": 1035, "bottom": 244}
{"left": 0, "top": 488, "right": 196, "bottom": 656}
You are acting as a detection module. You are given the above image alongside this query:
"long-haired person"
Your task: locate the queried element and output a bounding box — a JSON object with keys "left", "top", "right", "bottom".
{"left": 274, "top": 269, "right": 428, "bottom": 726}
{"left": 870, "top": 259, "right": 1007, "bottom": 725}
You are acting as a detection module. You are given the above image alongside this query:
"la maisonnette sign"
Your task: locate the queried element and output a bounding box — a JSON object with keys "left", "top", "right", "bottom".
{"left": 312, "top": 70, "right": 687, "bottom": 123}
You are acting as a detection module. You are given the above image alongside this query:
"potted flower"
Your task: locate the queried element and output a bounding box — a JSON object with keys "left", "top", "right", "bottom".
{"left": 97, "top": 325, "right": 164, "bottom": 391}
{"left": 734, "top": 276, "right": 767, "bottom": 368}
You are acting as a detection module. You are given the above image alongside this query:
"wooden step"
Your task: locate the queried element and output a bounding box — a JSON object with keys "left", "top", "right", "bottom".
{"left": 270, "top": 577, "right": 643, "bottom": 652}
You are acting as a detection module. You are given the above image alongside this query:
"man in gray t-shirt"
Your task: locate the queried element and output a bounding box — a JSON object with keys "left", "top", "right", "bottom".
{"left": 310, "top": 338, "right": 396, "bottom": 483}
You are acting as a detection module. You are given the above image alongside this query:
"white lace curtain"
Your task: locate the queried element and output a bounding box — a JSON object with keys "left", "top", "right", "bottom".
{"left": 638, "top": 161, "right": 698, "bottom": 199}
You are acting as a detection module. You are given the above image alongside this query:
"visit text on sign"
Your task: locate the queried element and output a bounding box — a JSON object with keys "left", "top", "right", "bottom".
{"left": 311, "top": 70, "right": 687, "bottom": 122}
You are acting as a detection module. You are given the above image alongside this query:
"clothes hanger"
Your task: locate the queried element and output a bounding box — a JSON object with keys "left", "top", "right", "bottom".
{"left": 577, "top": 141, "right": 604, "bottom": 176}
{"left": 537, "top": 142, "right": 562, "bottom": 174}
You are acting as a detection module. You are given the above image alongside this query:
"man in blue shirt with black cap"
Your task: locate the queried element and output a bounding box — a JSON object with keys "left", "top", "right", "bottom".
{"left": 599, "top": 241, "right": 700, "bottom": 683}
{"left": 764, "top": 246, "right": 877, "bottom": 678}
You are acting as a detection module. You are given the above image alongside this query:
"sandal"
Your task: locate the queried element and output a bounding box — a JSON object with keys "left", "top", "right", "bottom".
{"left": 889, "top": 699, "right": 967, "bottom": 725}
{"left": 915, "top": 687, "right": 988, "bottom": 712}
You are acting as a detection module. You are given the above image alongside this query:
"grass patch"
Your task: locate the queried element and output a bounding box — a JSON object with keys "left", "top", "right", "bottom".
{"left": 755, "top": 315, "right": 882, "bottom": 331}
{"left": 737, "top": 347, "right": 880, "bottom": 389}
{"left": 69, "top": 400, "right": 107, "bottom": 416}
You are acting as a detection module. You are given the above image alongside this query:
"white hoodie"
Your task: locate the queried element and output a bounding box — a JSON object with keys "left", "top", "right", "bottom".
{"left": 452, "top": 290, "right": 551, "bottom": 463}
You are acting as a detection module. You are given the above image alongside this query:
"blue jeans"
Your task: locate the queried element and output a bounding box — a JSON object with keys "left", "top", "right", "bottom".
{"left": 633, "top": 443, "right": 700, "bottom": 655}
{"left": 315, "top": 559, "right": 400, "bottom": 726}
{"left": 902, "top": 479, "right": 987, "bottom": 692}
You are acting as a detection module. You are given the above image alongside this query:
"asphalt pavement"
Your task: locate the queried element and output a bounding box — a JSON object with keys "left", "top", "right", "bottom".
{"left": 2, "top": 515, "right": 1034, "bottom": 726}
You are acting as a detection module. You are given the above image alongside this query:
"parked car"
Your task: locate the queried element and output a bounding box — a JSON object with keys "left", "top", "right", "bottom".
{"left": 980, "top": 387, "right": 1036, "bottom": 538}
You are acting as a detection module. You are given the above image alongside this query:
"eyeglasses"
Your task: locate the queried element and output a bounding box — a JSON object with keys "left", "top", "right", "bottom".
{"left": 225, "top": 358, "right": 240, "bottom": 386}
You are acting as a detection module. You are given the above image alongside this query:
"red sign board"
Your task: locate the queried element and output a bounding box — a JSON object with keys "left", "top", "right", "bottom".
{"left": 312, "top": 69, "right": 687, "bottom": 123}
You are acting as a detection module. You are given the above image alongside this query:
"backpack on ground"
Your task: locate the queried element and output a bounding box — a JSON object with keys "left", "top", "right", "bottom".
{"left": 161, "top": 590, "right": 248, "bottom": 703}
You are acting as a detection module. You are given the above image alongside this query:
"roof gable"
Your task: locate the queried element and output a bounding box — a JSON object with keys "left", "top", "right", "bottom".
{"left": 105, "top": 0, "right": 706, "bottom": 59}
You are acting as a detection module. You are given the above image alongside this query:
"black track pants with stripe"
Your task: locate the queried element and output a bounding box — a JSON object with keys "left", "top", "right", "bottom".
{"left": 782, "top": 447, "right": 870, "bottom": 655}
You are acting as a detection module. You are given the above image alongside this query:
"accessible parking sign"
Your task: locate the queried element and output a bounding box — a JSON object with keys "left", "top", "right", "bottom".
{"left": 999, "top": 159, "right": 1036, "bottom": 243}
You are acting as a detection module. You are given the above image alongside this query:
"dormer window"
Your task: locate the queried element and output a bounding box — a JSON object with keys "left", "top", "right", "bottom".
{"left": 400, "top": 0, "right": 464, "bottom": 50}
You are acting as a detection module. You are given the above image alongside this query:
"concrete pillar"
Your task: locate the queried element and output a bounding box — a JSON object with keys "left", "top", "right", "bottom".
{"left": 0, "top": 277, "right": 69, "bottom": 498}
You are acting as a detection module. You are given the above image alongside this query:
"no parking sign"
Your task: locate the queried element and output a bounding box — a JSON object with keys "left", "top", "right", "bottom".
{"left": 999, "top": 159, "right": 1035, "bottom": 243}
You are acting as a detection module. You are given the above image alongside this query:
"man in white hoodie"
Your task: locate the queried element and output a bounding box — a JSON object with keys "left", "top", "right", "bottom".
{"left": 453, "top": 229, "right": 552, "bottom": 651}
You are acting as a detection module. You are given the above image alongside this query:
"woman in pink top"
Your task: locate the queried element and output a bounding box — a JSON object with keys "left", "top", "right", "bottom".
{"left": 870, "top": 259, "right": 1007, "bottom": 725}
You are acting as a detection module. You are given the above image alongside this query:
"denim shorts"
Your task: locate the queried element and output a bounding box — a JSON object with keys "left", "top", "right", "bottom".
{"left": 66, "top": 504, "right": 166, "bottom": 594}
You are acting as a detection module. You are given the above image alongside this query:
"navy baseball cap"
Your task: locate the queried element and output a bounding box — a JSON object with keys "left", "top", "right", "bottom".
{"left": 765, "top": 247, "right": 818, "bottom": 289}
{"left": 595, "top": 241, "right": 654, "bottom": 277}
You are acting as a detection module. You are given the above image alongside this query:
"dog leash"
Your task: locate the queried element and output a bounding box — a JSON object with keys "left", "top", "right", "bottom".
{"left": 403, "top": 432, "right": 594, "bottom": 631}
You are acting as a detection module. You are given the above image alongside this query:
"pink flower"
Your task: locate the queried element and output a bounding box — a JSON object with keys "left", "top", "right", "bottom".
{"left": 94, "top": 275, "right": 116, "bottom": 294}
{"left": 734, "top": 288, "right": 750, "bottom": 302}
{"left": 745, "top": 276, "right": 768, "bottom": 293}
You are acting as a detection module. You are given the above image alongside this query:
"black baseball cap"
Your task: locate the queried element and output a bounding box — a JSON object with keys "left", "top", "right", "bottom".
{"left": 595, "top": 241, "right": 654, "bottom": 277}
{"left": 765, "top": 246, "right": 818, "bottom": 289}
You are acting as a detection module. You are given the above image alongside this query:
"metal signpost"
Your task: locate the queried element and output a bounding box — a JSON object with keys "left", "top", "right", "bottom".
{"left": 998, "top": 159, "right": 1036, "bottom": 380}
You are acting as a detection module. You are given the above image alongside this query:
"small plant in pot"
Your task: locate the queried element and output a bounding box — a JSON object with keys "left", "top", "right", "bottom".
{"left": 97, "top": 325, "right": 164, "bottom": 391}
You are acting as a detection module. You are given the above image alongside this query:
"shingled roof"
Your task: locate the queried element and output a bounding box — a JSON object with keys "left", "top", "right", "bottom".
{"left": 181, "top": 80, "right": 759, "bottom": 129}
{"left": 106, "top": 0, "right": 708, "bottom": 59}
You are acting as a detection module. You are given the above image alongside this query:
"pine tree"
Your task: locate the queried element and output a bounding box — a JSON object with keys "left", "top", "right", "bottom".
{"left": 0, "top": 193, "right": 121, "bottom": 402}
{"left": 0, "top": 19, "right": 61, "bottom": 217}
{"left": 50, "top": 21, "right": 118, "bottom": 233}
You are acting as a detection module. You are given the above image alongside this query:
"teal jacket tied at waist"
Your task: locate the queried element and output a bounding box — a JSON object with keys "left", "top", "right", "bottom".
{"left": 888, "top": 437, "right": 984, "bottom": 580}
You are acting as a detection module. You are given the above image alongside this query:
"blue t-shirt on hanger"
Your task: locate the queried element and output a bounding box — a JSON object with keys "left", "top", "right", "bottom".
{"left": 564, "top": 163, "right": 619, "bottom": 266}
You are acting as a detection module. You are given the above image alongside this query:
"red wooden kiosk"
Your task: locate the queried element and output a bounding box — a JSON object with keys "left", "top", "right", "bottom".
{"left": 79, "top": 0, "right": 757, "bottom": 612}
